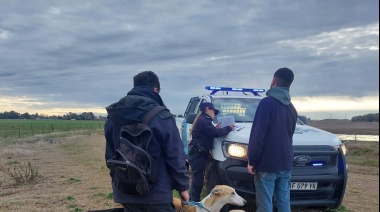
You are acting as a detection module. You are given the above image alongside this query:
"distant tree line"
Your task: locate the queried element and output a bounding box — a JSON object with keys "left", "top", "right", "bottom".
{"left": 351, "top": 113, "right": 379, "bottom": 122}
{"left": 0, "top": 110, "right": 103, "bottom": 120}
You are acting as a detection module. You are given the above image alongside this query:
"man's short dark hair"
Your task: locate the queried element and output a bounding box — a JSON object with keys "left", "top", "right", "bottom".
{"left": 133, "top": 71, "right": 161, "bottom": 91}
{"left": 274, "top": 67, "right": 294, "bottom": 87}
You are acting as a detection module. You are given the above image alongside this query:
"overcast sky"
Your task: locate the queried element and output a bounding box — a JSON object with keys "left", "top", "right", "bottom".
{"left": 0, "top": 0, "right": 378, "bottom": 120}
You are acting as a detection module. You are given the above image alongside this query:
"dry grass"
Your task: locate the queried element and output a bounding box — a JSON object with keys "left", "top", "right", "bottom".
{"left": 0, "top": 122, "right": 378, "bottom": 212}
{"left": 308, "top": 120, "right": 379, "bottom": 135}
{"left": 0, "top": 134, "right": 120, "bottom": 211}
{"left": 0, "top": 145, "right": 36, "bottom": 158}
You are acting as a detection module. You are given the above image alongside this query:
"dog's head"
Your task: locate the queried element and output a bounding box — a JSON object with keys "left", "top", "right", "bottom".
{"left": 204, "top": 185, "right": 247, "bottom": 208}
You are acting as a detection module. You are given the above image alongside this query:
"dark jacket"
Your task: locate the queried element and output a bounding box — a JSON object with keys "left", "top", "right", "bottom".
{"left": 190, "top": 113, "right": 232, "bottom": 151}
{"left": 248, "top": 87, "right": 298, "bottom": 172}
{"left": 104, "top": 86, "right": 189, "bottom": 204}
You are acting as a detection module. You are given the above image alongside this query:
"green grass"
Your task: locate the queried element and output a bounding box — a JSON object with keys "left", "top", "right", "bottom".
{"left": 0, "top": 119, "right": 104, "bottom": 138}
{"left": 6, "top": 160, "right": 20, "bottom": 165}
{"left": 326, "top": 205, "right": 349, "bottom": 212}
{"left": 66, "top": 196, "right": 75, "bottom": 201}
{"left": 68, "top": 178, "right": 81, "bottom": 184}
{"left": 346, "top": 144, "right": 379, "bottom": 167}
{"left": 92, "top": 192, "right": 114, "bottom": 199}
{"left": 67, "top": 204, "right": 83, "bottom": 212}
{"left": 60, "top": 143, "right": 84, "bottom": 155}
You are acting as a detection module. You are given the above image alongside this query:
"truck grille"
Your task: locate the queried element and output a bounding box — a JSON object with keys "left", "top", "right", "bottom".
{"left": 292, "top": 145, "right": 340, "bottom": 176}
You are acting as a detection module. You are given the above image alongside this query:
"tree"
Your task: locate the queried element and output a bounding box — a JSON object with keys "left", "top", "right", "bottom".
{"left": 351, "top": 113, "right": 379, "bottom": 122}
{"left": 81, "top": 112, "right": 95, "bottom": 120}
{"left": 2, "top": 111, "right": 20, "bottom": 119}
{"left": 20, "top": 112, "right": 31, "bottom": 119}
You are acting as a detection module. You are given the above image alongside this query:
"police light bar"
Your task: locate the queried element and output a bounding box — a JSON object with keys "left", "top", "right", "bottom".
{"left": 205, "top": 86, "right": 265, "bottom": 96}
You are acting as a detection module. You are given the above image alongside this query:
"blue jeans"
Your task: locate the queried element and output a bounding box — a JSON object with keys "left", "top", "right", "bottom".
{"left": 254, "top": 170, "right": 291, "bottom": 212}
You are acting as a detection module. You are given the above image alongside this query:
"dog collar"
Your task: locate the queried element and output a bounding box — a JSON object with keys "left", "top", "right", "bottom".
{"left": 181, "top": 201, "right": 211, "bottom": 212}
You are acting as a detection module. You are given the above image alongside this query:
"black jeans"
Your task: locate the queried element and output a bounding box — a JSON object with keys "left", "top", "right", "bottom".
{"left": 123, "top": 203, "right": 175, "bottom": 212}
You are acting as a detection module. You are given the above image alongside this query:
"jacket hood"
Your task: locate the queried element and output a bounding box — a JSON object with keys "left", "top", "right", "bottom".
{"left": 266, "top": 87, "right": 291, "bottom": 105}
{"left": 106, "top": 86, "right": 165, "bottom": 126}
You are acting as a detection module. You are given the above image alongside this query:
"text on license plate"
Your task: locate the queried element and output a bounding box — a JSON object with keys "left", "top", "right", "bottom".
{"left": 290, "top": 182, "right": 318, "bottom": 190}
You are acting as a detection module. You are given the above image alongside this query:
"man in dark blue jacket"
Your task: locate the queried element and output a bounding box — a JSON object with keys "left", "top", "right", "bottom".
{"left": 247, "top": 68, "right": 298, "bottom": 212}
{"left": 104, "top": 71, "right": 189, "bottom": 212}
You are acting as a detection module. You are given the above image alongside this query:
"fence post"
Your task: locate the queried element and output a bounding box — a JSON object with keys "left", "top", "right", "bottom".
{"left": 19, "top": 125, "right": 21, "bottom": 138}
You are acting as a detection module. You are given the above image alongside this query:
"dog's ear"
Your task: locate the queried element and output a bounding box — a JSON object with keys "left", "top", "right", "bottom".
{"left": 211, "top": 187, "right": 222, "bottom": 196}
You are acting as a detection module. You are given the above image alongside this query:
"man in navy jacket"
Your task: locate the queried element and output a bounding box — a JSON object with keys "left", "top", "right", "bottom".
{"left": 247, "top": 68, "right": 298, "bottom": 212}
{"left": 105, "top": 71, "right": 189, "bottom": 212}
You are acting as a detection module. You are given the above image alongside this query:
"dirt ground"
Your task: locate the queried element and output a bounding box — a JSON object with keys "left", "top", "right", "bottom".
{"left": 308, "top": 120, "right": 379, "bottom": 135}
{"left": 0, "top": 132, "right": 379, "bottom": 212}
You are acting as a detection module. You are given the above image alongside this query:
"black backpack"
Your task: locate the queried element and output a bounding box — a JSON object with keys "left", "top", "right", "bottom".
{"left": 106, "top": 106, "right": 166, "bottom": 196}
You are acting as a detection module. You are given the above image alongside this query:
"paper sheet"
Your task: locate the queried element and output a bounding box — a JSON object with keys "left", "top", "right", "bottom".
{"left": 218, "top": 115, "right": 244, "bottom": 131}
{"left": 218, "top": 115, "right": 235, "bottom": 128}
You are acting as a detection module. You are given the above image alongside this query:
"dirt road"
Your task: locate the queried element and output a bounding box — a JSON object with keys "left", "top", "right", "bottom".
{"left": 342, "top": 164, "right": 379, "bottom": 212}
{"left": 0, "top": 134, "right": 378, "bottom": 211}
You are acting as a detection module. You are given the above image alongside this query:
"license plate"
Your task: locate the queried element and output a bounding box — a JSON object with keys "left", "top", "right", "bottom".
{"left": 290, "top": 182, "right": 318, "bottom": 190}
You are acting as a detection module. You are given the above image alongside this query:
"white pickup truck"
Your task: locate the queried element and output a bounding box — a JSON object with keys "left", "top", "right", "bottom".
{"left": 176, "top": 86, "right": 348, "bottom": 210}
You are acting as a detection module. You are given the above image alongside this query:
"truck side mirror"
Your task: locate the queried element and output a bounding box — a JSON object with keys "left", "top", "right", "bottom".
{"left": 186, "top": 113, "right": 198, "bottom": 124}
{"left": 298, "top": 115, "right": 308, "bottom": 125}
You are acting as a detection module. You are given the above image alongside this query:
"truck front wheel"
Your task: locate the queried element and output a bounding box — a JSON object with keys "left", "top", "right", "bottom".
{"left": 206, "top": 161, "right": 230, "bottom": 212}
{"left": 206, "top": 161, "right": 221, "bottom": 193}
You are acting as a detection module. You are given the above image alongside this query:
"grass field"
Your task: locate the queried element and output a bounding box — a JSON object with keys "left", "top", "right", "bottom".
{"left": 0, "top": 120, "right": 378, "bottom": 211}
{"left": 308, "top": 120, "right": 379, "bottom": 135}
{"left": 0, "top": 119, "right": 105, "bottom": 139}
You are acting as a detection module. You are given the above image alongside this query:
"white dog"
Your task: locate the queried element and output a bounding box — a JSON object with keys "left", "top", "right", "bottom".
{"left": 173, "top": 185, "right": 247, "bottom": 212}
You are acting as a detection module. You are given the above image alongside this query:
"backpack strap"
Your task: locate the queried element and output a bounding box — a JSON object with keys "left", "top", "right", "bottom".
{"left": 142, "top": 106, "right": 167, "bottom": 125}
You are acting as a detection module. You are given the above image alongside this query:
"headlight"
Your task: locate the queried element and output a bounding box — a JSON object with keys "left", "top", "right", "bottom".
{"left": 335, "top": 143, "right": 348, "bottom": 157}
{"left": 341, "top": 143, "right": 348, "bottom": 156}
{"left": 222, "top": 142, "right": 248, "bottom": 161}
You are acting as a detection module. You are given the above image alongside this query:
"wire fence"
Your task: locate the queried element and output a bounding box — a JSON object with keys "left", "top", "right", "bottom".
{"left": 0, "top": 122, "right": 104, "bottom": 138}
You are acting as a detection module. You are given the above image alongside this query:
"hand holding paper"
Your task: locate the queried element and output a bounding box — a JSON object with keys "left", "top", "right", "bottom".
{"left": 218, "top": 115, "right": 244, "bottom": 131}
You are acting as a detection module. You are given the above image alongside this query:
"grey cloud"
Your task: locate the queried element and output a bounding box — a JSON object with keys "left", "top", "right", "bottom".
{"left": 0, "top": 72, "right": 16, "bottom": 77}
{"left": 0, "top": 0, "right": 378, "bottom": 116}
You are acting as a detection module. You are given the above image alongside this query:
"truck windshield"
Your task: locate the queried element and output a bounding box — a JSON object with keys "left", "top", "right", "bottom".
{"left": 212, "top": 98, "right": 262, "bottom": 123}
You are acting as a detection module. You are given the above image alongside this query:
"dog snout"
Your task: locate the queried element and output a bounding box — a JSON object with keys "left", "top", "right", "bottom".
{"left": 237, "top": 196, "right": 247, "bottom": 206}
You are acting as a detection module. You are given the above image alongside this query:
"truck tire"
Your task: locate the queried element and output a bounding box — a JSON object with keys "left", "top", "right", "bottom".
{"left": 206, "top": 161, "right": 221, "bottom": 193}
{"left": 206, "top": 161, "right": 230, "bottom": 212}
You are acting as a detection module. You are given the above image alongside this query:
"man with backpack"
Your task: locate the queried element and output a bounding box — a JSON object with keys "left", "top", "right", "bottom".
{"left": 104, "top": 71, "right": 190, "bottom": 212}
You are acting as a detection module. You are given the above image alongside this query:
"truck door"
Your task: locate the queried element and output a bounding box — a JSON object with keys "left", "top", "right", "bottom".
{"left": 184, "top": 97, "right": 200, "bottom": 117}
{"left": 182, "top": 97, "right": 200, "bottom": 154}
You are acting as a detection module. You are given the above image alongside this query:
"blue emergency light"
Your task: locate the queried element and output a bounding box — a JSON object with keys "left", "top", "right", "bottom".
{"left": 311, "top": 161, "right": 327, "bottom": 167}
{"left": 205, "top": 86, "right": 265, "bottom": 96}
